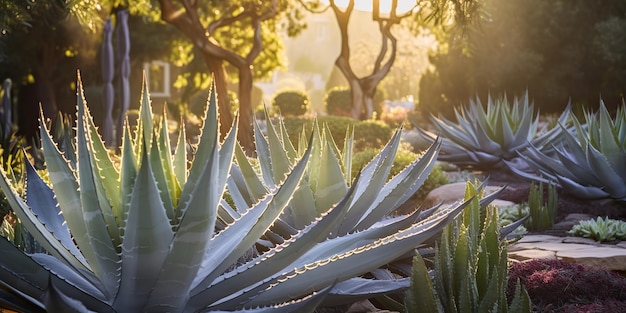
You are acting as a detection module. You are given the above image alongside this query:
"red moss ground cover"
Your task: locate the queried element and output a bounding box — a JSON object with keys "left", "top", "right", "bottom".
{"left": 507, "top": 259, "right": 626, "bottom": 312}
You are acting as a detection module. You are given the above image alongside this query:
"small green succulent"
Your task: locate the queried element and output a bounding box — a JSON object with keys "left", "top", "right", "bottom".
{"left": 512, "top": 101, "right": 626, "bottom": 201}
{"left": 406, "top": 181, "right": 531, "bottom": 313}
{"left": 569, "top": 216, "right": 626, "bottom": 242}
{"left": 416, "top": 92, "right": 570, "bottom": 171}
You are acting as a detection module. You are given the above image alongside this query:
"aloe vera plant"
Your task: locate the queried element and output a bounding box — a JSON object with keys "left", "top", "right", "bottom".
{"left": 0, "top": 72, "right": 468, "bottom": 312}
{"left": 511, "top": 101, "right": 626, "bottom": 201}
{"left": 406, "top": 181, "right": 531, "bottom": 313}
{"left": 417, "top": 93, "right": 570, "bottom": 171}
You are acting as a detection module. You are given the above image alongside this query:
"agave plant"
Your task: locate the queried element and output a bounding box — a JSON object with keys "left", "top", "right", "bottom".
{"left": 511, "top": 101, "right": 626, "bottom": 201}
{"left": 0, "top": 72, "right": 469, "bottom": 312}
{"left": 416, "top": 92, "right": 570, "bottom": 171}
{"left": 229, "top": 111, "right": 444, "bottom": 238}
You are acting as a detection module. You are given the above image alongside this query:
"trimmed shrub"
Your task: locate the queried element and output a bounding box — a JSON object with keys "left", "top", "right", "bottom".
{"left": 282, "top": 116, "right": 354, "bottom": 149}
{"left": 324, "top": 87, "right": 385, "bottom": 119}
{"left": 272, "top": 89, "right": 309, "bottom": 116}
{"left": 353, "top": 119, "right": 393, "bottom": 151}
{"left": 281, "top": 116, "right": 393, "bottom": 153}
{"left": 325, "top": 86, "right": 352, "bottom": 117}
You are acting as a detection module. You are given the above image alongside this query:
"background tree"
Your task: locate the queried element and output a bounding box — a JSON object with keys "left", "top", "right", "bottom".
{"left": 418, "top": 0, "right": 626, "bottom": 118}
{"left": 302, "top": 0, "right": 478, "bottom": 120}
{"left": 157, "top": 0, "right": 305, "bottom": 154}
{"left": 0, "top": 0, "right": 103, "bottom": 139}
{"left": 0, "top": 0, "right": 155, "bottom": 140}
{"left": 300, "top": 0, "right": 414, "bottom": 120}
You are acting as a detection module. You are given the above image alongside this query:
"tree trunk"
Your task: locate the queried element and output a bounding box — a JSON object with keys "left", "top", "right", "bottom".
{"left": 204, "top": 56, "right": 233, "bottom": 141}
{"left": 330, "top": 0, "right": 402, "bottom": 120}
{"left": 349, "top": 80, "right": 377, "bottom": 119}
{"left": 237, "top": 69, "right": 256, "bottom": 156}
{"left": 349, "top": 81, "right": 363, "bottom": 119}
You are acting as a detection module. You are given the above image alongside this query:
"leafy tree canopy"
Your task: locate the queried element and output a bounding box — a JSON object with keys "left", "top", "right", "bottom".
{"left": 418, "top": 0, "right": 626, "bottom": 118}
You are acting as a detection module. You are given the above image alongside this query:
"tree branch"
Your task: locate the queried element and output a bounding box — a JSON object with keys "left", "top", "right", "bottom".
{"left": 246, "top": 0, "right": 278, "bottom": 64}
{"left": 208, "top": 7, "right": 254, "bottom": 35}
{"left": 297, "top": 0, "right": 330, "bottom": 14}
{"left": 331, "top": 0, "right": 357, "bottom": 81}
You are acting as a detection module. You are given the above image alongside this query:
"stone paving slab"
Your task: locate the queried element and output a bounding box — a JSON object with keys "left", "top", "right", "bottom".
{"left": 425, "top": 184, "right": 626, "bottom": 271}
{"left": 509, "top": 235, "right": 626, "bottom": 271}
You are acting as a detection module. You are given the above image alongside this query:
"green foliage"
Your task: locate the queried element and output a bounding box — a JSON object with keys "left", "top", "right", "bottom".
{"left": 498, "top": 182, "right": 557, "bottom": 233}
{"left": 323, "top": 86, "right": 384, "bottom": 119}
{"left": 353, "top": 119, "right": 394, "bottom": 150}
{"left": 569, "top": 217, "right": 626, "bottom": 242}
{"left": 418, "top": 0, "right": 626, "bottom": 118}
{"left": 526, "top": 182, "right": 557, "bottom": 232}
{"left": 325, "top": 86, "right": 353, "bottom": 117}
{"left": 406, "top": 181, "right": 531, "bottom": 313}
{"left": 272, "top": 89, "right": 310, "bottom": 116}
{"left": 417, "top": 92, "right": 571, "bottom": 171}
{"left": 514, "top": 101, "right": 626, "bottom": 201}
{"left": 0, "top": 74, "right": 467, "bottom": 312}
{"left": 282, "top": 116, "right": 393, "bottom": 152}
{"left": 351, "top": 146, "right": 448, "bottom": 203}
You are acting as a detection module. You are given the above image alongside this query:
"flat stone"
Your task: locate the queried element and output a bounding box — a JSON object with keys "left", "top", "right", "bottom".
{"left": 558, "top": 248, "right": 626, "bottom": 271}
{"left": 346, "top": 300, "right": 395, "bottom": 313}
{"left": 508, "top": 234, "right": 626, "bottom": 271}
{"left": 561, "top": 236, "right": 602, "bottom": 245}
{"left": 492, "top": 199, "right": 516, "bottom": 208}
{"left": 508, "top": 249, "right": 557, "bottom": 261}
{"left": 514, "top": 235, "right": 562, "bottom": 243}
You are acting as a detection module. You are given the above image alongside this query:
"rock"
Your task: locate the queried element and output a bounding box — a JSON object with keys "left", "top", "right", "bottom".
{"left": 346, "top": 300, "right": 396, "bottom": 313}
{"left": 552, "top": 213, "right": 595, "bottom": 231}
{"left": 423, "top": 182, "right": 505, "bottom": 208}
{"left": 509, "top": 234, "right": 626, "bottom": 271}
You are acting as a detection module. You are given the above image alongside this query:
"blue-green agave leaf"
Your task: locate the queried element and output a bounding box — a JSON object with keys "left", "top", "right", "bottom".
{"left": 265, "top": 115, "right": 292, "bottom": 184}
{"left": 254, "top": 116, "right": 276, "bottom": 188}
{"left": 191, "top": 137, "right": 313, "bottom": 294}
{"left": 146, "top": 135, "right": 220, "bottom": 310}
{"left": 75, "top": 77, "right": 120, "bottom": 297}
{"left": 85, "top": 111, "right": 121, "bottom": 232}
{"left": 0, "top": 238, "right": 114, "bottom": 312}
{"left": 0, "top": 288, "right": 46, "bottom": 313}
{"left": 354, "top": 138, "right": 441, "bottom": 230}
{"left": 119, "top": 119, "right": 137, "bottom": 232}
{"left": 158, "top": 111, "right": 182, "bottom": 208}
{"left": 39, "top": 109, "right": 97, "bottom": 270}
{"left": 189, "top": 171, "right": 360, "bottom": 309}
{"left": 148, "top": 132, "right": 175, "bottom": 221}
{"left": 239, "top": 202, "right": 466, "bottom": 307}
{"left": 278, "top": 116, "right": 298, "bottom": 162}
{"left": 323, "top": 277, "right": 410, "bottom": 304}
{"left": 115, "top": 140, "right": 174, "bottom": 310}
{"left": 173, "top": 118, "right": 188, "bottom": 187}
{"left": 234, "top": 143, "right": 269, "bottom": 203}
{"left": 211, "top": 286, "right": 330, "bottom": 313}
{"left": 314, "top": 137, "right": 348, "bottom": 213}
{"left": 337, "top": 129, "right": 402, "bottom": 235}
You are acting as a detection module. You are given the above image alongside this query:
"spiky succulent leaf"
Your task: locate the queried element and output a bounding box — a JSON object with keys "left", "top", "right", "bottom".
{"left": 417, "top": 93, "right": 570, "bottom": 171}
{"left": 514, "top": 101, "right": 626, "bottom": 201}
